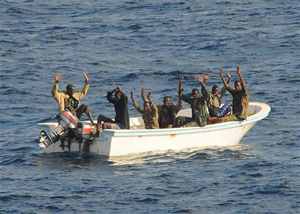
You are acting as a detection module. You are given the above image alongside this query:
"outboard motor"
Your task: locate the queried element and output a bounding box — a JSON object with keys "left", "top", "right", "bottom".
{"left": 39, "top": 109, "right": 79, "bottom": 148}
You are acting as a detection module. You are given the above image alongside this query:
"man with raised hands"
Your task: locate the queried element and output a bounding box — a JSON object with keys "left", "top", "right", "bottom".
{"left": 52, "top": 73, "right": 96, "bottom": 126}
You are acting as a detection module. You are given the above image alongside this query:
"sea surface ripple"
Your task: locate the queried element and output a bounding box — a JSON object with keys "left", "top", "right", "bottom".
{"left": 0, "top": 0, "right": 299, "bottom": 213}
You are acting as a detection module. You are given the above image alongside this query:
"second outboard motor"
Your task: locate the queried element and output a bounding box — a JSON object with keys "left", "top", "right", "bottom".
{"left": 76, "top": 122, "right": 94, "bottom": 156}
{"left": 39, "top": 109, "right": 79, "bottom": 148}
{"left": 76, "top": 122, "right": 94, "bottom": 140}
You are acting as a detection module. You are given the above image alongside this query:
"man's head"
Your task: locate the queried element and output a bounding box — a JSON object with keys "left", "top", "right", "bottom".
{"left": 115, "top": 91, "right": 123, "bottom": 101}
{"left": 144, "top": 101, "right": 151, "bottom": 111}
{"left": 163, "top": 96, "right": 171, "bottom": 107}
{"left": 66, "top": 84, "right": 75, "bottom": 96}
{"left": 212, "top": 85, "right": 220, "bottom": 95}
{"left": 192, "top": 88, "right": 200, "bottom": 99}
{"left": 234, "top": 80, "right": 242, "bottom": 91}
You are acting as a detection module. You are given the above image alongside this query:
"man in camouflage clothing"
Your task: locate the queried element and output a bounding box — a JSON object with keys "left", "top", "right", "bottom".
{"left": 131, "top": 88, "right": 159, "bottom": 129}
{"left": 216, "top": 66, "right": 249, "bottom": 123}
{"left": 174, "top": 75, "right": 212, "bottom": 127}
{"left": 202, "top": 71, "right": 232, "bottom": 117}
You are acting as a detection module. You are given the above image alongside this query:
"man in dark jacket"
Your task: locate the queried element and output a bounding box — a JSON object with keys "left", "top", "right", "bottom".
{"left": 157, "top": 79, "right": 183, "bottom": 128}
{"left": 96, "top": 87, "right": 130, "bottom": 135}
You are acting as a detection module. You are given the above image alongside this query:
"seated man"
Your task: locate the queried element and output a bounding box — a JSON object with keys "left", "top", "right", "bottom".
{"left": 174, "top": 75, "right": 211, "bottom": 127}
{"left": 157, "top": 79, "right": 183, "bottom": 128}
{"left": 52, "top": 73, "right": 95, "bottom": 126}
{"left": 215, "top": 66, "right": 249, "bottom": 123}
{"left": 131, "top": 89, "right": 159, "bottom": 129}
{"left": 202, "top": 71, "right": 232, "bottom": 118}
{"left": 157, "top": 95, "right": 183, "bottom": 128}
{"left": 96, "top": 86, "right": 130, "bottom": 134}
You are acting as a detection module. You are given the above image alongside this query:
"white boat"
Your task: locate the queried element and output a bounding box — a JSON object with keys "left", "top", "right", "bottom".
{"left": 37, "top": 102, "right": 270, "bottom": 157}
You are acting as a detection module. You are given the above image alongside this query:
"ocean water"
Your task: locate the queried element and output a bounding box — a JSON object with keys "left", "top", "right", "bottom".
{"left": 0, "top": 0, "right": 299, "bottom": 213}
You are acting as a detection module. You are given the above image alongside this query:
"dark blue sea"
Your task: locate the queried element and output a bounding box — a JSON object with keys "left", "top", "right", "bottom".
{"left": 1, "top": 0, "right": 299, "bottom": 213}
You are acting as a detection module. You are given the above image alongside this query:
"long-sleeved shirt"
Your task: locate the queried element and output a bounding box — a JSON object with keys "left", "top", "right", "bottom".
{"left": 202, "top": 86, "right": 227, "bottom": 117}
{"left": 107, "top": 90, "right": 130, "bottom": 129}
{"left": 157, "top": 97, "right": 183, "bottom": 128}
{"left": 133, "top": 102, "right": 159, "bottom": 129}
{"left": 52, "top": 81, "right": 89, "bottom": 113}
{"left": 225, "top": 81, "right": 249, "bottom": 120}
{"left": 179, "top": 85, "right": 211, "bottom": 127}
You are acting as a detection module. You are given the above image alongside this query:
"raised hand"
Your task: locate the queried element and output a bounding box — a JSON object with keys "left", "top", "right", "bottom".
{"left": 83, "top": 73, "right": 89, "bottom": 82}
{"left": 219, "top": 68, "right": 224, "bottom": 76}
{"left": 55, "top": 73, "right": 61, "bottom": 83}
{"left": 236, "top": 66, "right": 241, "bottom": 75}
{"left": 197, "top": 75, "right": 203, "bottom": 84}
{"left": 178, "top": 76, "right": 184, "bottom": 94}
{"left": 130, "top": 91, "right": 134, "bottom": 100}
{"left": 147, "top": 92, "right": 152, "bottom": 98}
{"left": 226, "top": 71, "right": 231, "bottom": 79}
{"left": 204, "top": 74, "right": 209, "bottom": 82}
{"left": 179, "top": 76, "right": 184, "bottom": 85}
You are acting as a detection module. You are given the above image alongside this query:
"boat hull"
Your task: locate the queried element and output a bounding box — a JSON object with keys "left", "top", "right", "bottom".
{"left": 38, "top": 102, "right": 270, "bottom": 157}
{"left": 89, "top": 123, "right": 256, "bottom": 156}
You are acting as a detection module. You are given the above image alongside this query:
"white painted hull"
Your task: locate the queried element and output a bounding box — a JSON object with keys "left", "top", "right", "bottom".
{"left": 38, "top": 102, "right": 270, "bottom": 157}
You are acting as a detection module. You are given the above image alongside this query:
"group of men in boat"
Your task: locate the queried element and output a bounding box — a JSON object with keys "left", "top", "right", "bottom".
{"left": 51, "top": 66, "right": 249, "bottom": 136}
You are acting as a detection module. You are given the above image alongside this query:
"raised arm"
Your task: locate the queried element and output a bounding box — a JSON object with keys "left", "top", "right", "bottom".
{"left": 220, "top": 68, "right": 236, "bottom": 95}
{"left": 219, "top": 68, "right": 230, "bottom": 88}
{"left": 147, "top": 92, "right": 158, "bottom": 114}
{"left": 220, "top": 71, "right": 231, "bottom": 98}
{"left": 107, "top": 88, "right": 116, "bottom": 103}
{"left": 76, "top": 73, "right": 90, "bottom": 100}
{"left": 177, "top": 76, "right": 194, "bottom": 104}
{"left": 197, "top": 75, "right": 211, "bottom": 100}
{"left": 52, "top": 73, "right": 61, "bottom": 101}
{"left": 131, "top": 91, "right": 137, "bottom": 106}
{"left": 117, "top": 86, "right": 128, "bottom": 100}
{"left": 177, "top": 76, "right": 184, "bottom": 94}
{"left": 178, "top": 76, "right": 184, "bottom": 94}
{"left": 236, "top": 66, "right": 246, "bottom": 86}
{"left": 131, "top": 91, "right": 144, "bottom": 113}
{"left": 141, "top": 88, "right": 148, "bottom": 102}
{"left": 236, "top": 66, "right": 248, "bottom": 95}
{"left": 203, "top": 74, "right": 209, "bottom": 84}
{"left": 147, "top": 92, "right": 152, "bottom": 103}
{"left": 226, "top": 71, "right": 232, "bottom": 85}
{"left": 201, "top": 74, "right": 209, "bottom": 96}
{"left": 83, "top": 72, "right": 89, "bottom": 83}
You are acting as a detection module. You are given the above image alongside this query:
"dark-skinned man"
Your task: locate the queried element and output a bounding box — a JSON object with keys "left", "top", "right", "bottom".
{"left": 131, "top": 88, "right": 159, "bottom": 129}
{"left": 52, "top": 73, "right": 96, "bottom": 126}
{"left": 174, "top": 75, "right": 212, "bottom": 127}
{"left": 215, "top": 66, "right": 249, "bottom": 123}
{"left": 202, "top": 71, "right": 232, "bottom": 118}
{"left": 157, "top": 78, "right": 183, "bottom": 128}
{"left": 96, "top": 86, "right": 130, "bottom": 136}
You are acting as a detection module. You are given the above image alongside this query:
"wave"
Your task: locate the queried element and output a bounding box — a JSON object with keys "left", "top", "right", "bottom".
{"left": 0, "top": 154, "right": 27, "bottom": 166}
